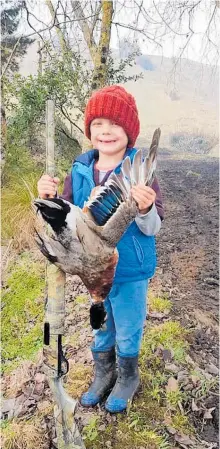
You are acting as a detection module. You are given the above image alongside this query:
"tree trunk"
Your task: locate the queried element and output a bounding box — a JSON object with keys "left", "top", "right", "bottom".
{"left": 45, "top": 0, "right": 69, "bottom": 54}
{"left": 46, "top": 1, "right": 114, "bottom": 152}
{"left": 1, "top": 80, "right": 7, "bottom": 159}
{"left": 37, "top": 41, "right": 43, "bottom": 75}
{"left": 91, "top": 1, "right": 113, "bottom": 91}
{"left": 72, "top": 1, "right": 113, "bottom": 151}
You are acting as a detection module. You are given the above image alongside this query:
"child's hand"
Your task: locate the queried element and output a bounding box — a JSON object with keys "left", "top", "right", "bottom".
{"left": 37, "top": 174, "right": 60, "bottom": 199}
{"left": 90, "top": 186, "right": 102, "bottom": 199}
{"left": 131, "top": 184, "right": 156, "bottom": 214}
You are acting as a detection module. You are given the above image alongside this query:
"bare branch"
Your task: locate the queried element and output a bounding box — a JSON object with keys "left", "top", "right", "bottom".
{"left": 23, "top": 0, "right": 53, "bottom": 55}
{"left": 1, "top": 36, "right": 23, "bottom": 78}
{"left": 56, "top": 125, "right": 81, "bottom": 144}
{"left": 111, "top": 21, "right": 163, "bottom": 49}
{"left": 153, "top": 0, "right": 190, "bottom": 37}
{"left": 45, "top": 0, "right": 69, "bottom": 53}
{"left": 91, "top": 1, "right": 102, "bottom": 36}
{"left": 60, "top": 105, "right": 84, "bottom": 134}
{"left": 15, "top": 12, "right": 104, "bottom": 41}
{"left": 71, "top": 1, "right": 97, "bottom": 62}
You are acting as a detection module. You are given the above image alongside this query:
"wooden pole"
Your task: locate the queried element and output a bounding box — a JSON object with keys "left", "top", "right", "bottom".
{"left": 45, "top": 100, "right": 86, "bottom": 449}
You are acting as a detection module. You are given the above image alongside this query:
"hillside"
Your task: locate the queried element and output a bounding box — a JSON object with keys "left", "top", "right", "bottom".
{"left": 19, "top": 44, "right": 219, "bottom": 155}
{"left": 125, "top": 55, "right": 218, "bottom": 152}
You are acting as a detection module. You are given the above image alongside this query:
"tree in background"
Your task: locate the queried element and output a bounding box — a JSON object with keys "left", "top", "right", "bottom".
{"left": 4, "top": 0, "right": 143, "bottom": 157}
{"left": 1, "top": 0, "right": 34, "bottom": 154}
{"left": 3, "top": 0, "right": 219, "bottom": 157}
{"left": 1, "top": 0, "right": 34, "bottom": 74}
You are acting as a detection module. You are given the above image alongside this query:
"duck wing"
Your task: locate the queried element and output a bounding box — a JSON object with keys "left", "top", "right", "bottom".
{"left": 85, "top": 128, "right": 161, "bottom": 246}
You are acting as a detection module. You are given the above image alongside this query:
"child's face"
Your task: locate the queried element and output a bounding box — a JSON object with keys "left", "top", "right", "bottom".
{"left": 90, "top": 118, "right": 128, "bottom": 156}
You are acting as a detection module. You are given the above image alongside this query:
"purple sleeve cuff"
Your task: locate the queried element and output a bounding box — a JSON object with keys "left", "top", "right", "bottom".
{"left": 151, "top": 177, "right": 164, "bottom": 221}
{"left": 60, "top": 173, "right": 73, "bottom": 203}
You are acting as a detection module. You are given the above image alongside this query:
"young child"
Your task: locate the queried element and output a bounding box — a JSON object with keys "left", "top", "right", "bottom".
{"left": 37, "top": 85, "right": 164, "bottom": 413}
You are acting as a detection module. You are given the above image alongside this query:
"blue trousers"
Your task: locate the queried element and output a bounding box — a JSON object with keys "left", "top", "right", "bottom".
{"left": 92, "top": 280, "right": 148, "bottom": 357}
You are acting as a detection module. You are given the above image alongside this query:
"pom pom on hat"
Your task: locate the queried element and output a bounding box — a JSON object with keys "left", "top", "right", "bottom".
{"left": 84, "top": 85, "right": 140, "bottom": 148}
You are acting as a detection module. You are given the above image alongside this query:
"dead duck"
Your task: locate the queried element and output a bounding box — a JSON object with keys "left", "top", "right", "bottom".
{"left": 34, "top": 128, "right": 160, "bottom": 330}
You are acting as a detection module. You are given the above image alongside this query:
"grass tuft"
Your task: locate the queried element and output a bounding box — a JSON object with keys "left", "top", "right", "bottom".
{"left": 2, "top": 254, "right": 45, "bottom": 373}
{"left": 141, "top": 321, "right": 188, "bottom": 366}
{"left": 1, "top": 172, "right": 41, "bottom": 252}
{"left": 83, "top": 416, "right": 100, "bottom": 446}
{"left": 148, "top": 294, "right": 172, "bottom": 313}
{"left": 74, "top": 294, "right": 88, "bottom": 304}
{"left": 168, "top": 412, "right": 193, "bottom": 433}
{"left": 65, "top": 362, "right": 93, "bottom": 399}
{"left": 1, "top": 417, "right": 49, "bottom": 449}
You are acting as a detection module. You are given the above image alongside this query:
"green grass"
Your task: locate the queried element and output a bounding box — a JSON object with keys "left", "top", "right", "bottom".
{"left": 83, "top": 414, "right": 171, "bottom": 449}
{"left": 81, "top": 318, "right": 191, "bottom": 449}
{"left": 74, "top": 294, "right": 88, "bottom": 304}
{"left": 83, "top": 416, "right": 100, "bottom": 445}
{"left": 141, "top": 321, "right": 188, "bottom": 366}
{"left": 1, "top": 171, "right": 41, "bottom": 250}
{"left": 148, "top": 295, "right": 172, "bottom": 313}
{"left": 2, "top": 254, "right": 45, "bottom": 373}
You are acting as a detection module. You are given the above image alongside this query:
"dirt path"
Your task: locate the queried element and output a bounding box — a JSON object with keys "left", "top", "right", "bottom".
{"left": 155, "top": 151, "right": 219, "bottom": 319}
{"left": 151, "top": 151, "right": 219, "bottom": 444}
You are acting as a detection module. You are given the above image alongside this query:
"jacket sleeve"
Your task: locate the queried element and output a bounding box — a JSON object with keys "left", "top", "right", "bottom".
{"left": 135, "top": 204, "right": 162, "bottom": 235}
{"left": 135, "top": 176, "right": 164, "bottom": 236}
{"left": 59, "top": 172, "right": 73, "bottom": 203}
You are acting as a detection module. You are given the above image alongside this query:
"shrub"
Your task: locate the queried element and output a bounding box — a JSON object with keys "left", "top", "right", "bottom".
{"left": 170, "top": 132, "right": 218, "bottom": 154}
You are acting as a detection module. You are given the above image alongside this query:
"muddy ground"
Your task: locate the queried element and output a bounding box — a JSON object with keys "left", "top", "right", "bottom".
{"left": 153, "top": 151, "right": 219, "bottom": 444}
{"left": 156, "top": 151, "right": 219, "bottom": 317}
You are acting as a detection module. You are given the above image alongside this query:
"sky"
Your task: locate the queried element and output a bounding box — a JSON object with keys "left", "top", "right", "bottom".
{"left": 11, "top": 0, "right": 220, "bottom": 66}
{"left": 109, "top": 0, "right": 219, "bottom": 64}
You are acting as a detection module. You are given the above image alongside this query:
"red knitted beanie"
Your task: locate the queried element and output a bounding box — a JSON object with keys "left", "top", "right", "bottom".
{"left": 84, "top": 85, "right": 140, "bottom": 148}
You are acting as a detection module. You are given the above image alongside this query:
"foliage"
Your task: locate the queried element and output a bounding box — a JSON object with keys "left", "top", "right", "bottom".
{"left": 1, "top": 254, "right": 45, "bottom": 373}
{"left": 170, "top": 132, "right": 218, "bottom": 155}
{"left": 2, "top": 143, "right": 41, "bottom": 184}
{"left": 83, "top": 416, "right": 100, "bottom": 445}
{"left": 4, "top": 45, "right": 143, "bottom": 152}
{"left": 1, "top": 0, "right": 34, "bottom": 74}
{"left": 106, "top": 50, "right": 143, "bottom": 85}
{"left": 4, "top": 61, "right": 83, "bottom": 142}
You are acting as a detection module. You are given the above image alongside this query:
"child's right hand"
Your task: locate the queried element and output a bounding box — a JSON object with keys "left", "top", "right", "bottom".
{"left": 37, "top": 174, "right": 60, "bottom": 199}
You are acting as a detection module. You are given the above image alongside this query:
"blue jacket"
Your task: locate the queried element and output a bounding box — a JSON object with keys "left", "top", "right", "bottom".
{"left": 71, "top": 148, "right": 157, "bottom": 283}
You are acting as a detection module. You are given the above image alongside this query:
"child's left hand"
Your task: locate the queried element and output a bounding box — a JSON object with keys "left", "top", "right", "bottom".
{"left": 131, "top": 184, "right": 156, "bottom": 214}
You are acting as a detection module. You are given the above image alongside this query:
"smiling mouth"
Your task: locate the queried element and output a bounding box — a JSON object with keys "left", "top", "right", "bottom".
{"left": 98, "top": 140, "right": 117, "bottom": 143}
